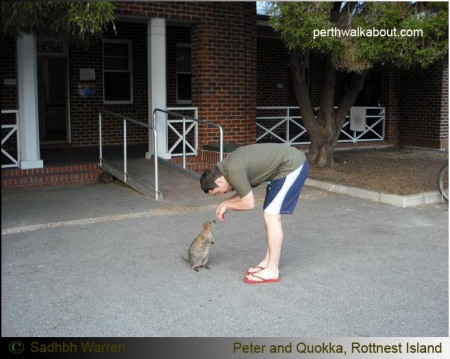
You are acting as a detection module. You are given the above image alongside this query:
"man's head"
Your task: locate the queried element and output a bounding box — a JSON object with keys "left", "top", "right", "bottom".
{"left": 200, "top": 165, "right": 232, "bottom": 195}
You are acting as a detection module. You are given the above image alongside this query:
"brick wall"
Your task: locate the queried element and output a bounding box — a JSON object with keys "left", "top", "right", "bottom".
{"left": 255, "top": 30, "right": 356, "bottom": 110}
{"left": 1, "top": 1, "right": 257, "bottom": 156}
{"left": 167, "top": 26, "right": 191, "bottom": 106}
{"left": 380, "top": 64, "right": 401, "bottom": 145}
{"left": 255, "top": 29, "right": 448, "bottom": 151}
{"left": 0, "top": 37, "right": 19, "bottom": 155}
{"left": 1, "top": 164, "right": 102, "bottom": 189}
{"left": 190, "top": 2, "right": 257, "bottom": 145}
{"left": 257, "top": 33, "right": 289, "bottom": 106}
{"left": 69, "top": 21, "right": 148, "bottom": 147}
{"left": 1, "top": 38, "right": 17, "bottom": 110}
{"left": 1, "top": 2, "right": 447, "bottom": 156}
{"left": 440, "top": 61, "right": 448, "bottom": 149}
{"left": 256, "top": 27, "right": 326, "bottom": 108}
{"left": 115, "top": 1, "right": 258, "bottom": 146}
{"left": 398, "top": 60, "right": 448, "bottom": 149}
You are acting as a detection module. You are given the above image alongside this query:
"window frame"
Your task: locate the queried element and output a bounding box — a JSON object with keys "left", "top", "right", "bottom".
{"left": 176, "top": 43, "right": 192, "bottom": 105}
{"left": 102, "top": 39, "right": 133, "bottom": 105}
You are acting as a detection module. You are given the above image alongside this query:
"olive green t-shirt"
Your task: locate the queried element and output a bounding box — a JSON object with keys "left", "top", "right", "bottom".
{"left": 215, "top": 143, "right": 306, "bottom": 197}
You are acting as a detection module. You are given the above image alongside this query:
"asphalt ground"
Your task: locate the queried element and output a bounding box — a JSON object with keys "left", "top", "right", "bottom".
{"left": 1, "top": 176, "right": 448, "bottom": 337}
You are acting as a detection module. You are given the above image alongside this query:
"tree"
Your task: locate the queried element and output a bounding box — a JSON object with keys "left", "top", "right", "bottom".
{"left": 1, "top": 1, "right": 116, "bottom": 40}
{"left": 269, "top": 2, "right": 448, "bottom": 166}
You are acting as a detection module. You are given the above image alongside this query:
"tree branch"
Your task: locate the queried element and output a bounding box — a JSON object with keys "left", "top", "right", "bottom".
{"left": 318, "top": 57, "right": 337, "bottom": 131}
{"left": 289, "top": 51, "right": 317, "bottom": 136}
{"left": 334, "top": 71, "right": 367, "bottom": 141}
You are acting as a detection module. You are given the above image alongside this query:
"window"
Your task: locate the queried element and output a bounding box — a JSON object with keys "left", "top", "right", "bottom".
{"left": 103, "top": 40, "right": 132, "bottom": 104}
{"left": 176, "top": 44, "right": 192, "bottom": 104}
{"left": 37, "top": 37, "right": 66, "bottom": 56}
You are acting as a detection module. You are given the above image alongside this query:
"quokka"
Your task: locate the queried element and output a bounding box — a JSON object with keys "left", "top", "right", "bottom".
{"left": 183, "top": 220, "right": 216, "bottom": 271}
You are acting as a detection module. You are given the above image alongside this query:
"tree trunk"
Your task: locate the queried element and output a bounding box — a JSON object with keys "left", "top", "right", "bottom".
{"left": 309, "top": 131, "right": 337, "bottom": 167}
{"left": 289, "top": 51, "right": 316, "bottom": 129}
{"left": 290, "top": 52, "right": 367, "bottom": 167}
{"left": 333, "top": 71, "right": 367, "bottom": 144}
{"left": 310, "top": 58, "right": 337, "bottom": 166}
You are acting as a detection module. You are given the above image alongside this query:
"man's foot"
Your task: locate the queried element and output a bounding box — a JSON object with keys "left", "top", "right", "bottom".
{"left": 244, "top": 268, "right": 279, "bottom": 284}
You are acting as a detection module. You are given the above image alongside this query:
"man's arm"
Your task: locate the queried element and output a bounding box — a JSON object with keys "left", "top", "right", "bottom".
{"left": 216, "top": 191, "right": 255, "bottom": 221}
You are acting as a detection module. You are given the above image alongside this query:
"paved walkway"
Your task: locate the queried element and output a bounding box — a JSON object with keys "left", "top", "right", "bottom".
{"left": 100, "top": 156, "right": 444, "bottom": 207}
{"left": 1, "top": 169, "right": 448, "bottom": 337}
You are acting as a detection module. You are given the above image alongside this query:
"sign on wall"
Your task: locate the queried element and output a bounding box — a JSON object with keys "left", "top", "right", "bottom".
{"left": 79, "top": 68, "right": 96, "bottom": 81}
{"left": 78, "top": 83, "right": 96, "bottom": 97}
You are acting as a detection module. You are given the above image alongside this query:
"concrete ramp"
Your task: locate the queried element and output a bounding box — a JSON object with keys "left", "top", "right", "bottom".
{"left": 99, "top": 158, "right": 161, "bottom": 200}
{"left": 99, "top": 157, "right": 207, "bottom": 203}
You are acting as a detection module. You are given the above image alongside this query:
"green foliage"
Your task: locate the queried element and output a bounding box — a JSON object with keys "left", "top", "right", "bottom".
{"left": 271, "top": 2, "right": 341, "bottom": 54}
{"left": 270, "top": 1, "right": 448, "bottom": 71}
{"left": 353, "top": 2, "right": 448, "bottom": 69}
{"left": 1, "top": 1, "right": 116, "bottom": 39}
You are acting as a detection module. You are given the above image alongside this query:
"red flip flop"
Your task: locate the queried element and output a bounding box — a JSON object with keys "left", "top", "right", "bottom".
{"left": 244, "top": 274, "right": 280, "bottom": 284}
{"left": 245, "top": 265, "right": 265, "bottom": 275}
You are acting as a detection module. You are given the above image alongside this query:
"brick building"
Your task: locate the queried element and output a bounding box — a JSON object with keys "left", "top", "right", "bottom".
{"left": 1, "top": 2, "right": 448, "bottom": 187}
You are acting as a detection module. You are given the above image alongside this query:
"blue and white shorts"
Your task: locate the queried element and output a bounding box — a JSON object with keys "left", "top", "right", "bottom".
{"left": 263, "top": 161, "right": 309, "bottom": 215}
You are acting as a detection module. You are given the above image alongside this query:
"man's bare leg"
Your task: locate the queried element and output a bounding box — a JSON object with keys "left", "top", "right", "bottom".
{"left": 245, "top": 213, "right": 283, "bottom": 281}
{"left": 246, "top": 225, "right": 270, "bottom": 274}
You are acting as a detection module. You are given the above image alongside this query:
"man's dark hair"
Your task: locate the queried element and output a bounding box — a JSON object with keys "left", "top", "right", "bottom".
{"left": 200, "top": 165, "right": 223, "bottom": 193}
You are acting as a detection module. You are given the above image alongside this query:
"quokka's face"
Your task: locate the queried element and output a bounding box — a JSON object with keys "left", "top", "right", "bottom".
{"left": 202, "top": 221, "right": 216, "bottom": 243}
{"left": 202, "top": 220, "right": 216, "bottom": 231}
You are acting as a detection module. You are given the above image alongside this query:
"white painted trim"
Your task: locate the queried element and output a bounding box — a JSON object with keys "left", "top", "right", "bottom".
{"left": 17, "top": 34, "right": 43, "bottom": 169}
{"left": 147, "top": 18, "right": 170, "bottom": 159}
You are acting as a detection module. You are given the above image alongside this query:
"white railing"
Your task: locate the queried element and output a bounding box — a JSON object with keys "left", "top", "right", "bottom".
{"left": 154, "top": 108, "right": 223, "bottom": 169}
{"left": 340, "top": 107, "right": 385, "bottom": 143}
{"left": 167, "top": 107, "right": 198, "bottom": 157}
{"left": 256, "top": 107, "right": 305, "bottom": 145}
{"left": 256, "top": 106, "right": 385, "bottom": 145}
{"left": 99, "top": 110, "right": 161, "bottom": 200}
{"left": 1, "top": 110, "right": 20, "bottom": 168}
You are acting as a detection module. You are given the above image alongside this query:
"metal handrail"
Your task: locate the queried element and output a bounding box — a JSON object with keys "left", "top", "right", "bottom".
{"left": 99, "top": 110, "right": 160, "bottom": 200}
{"left": 153, "top": 108, "right": 224, "bottom": 169}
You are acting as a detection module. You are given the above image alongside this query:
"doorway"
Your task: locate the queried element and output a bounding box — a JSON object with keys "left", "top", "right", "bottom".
{"left": 37, "top": 57, "right": 68, "bottom": 143}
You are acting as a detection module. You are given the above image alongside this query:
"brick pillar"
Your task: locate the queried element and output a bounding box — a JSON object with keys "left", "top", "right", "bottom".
{"left": 383, "top": 65, "right": 400, "bottom": 146}
{"left": 243, "top": 6, "right": 257, "bottom": 144}
{"left": 191, "top": 2, "right": 257, "bottom": 148}
{"left": 440, "top": 61, "right": 448, "bottom": 149}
